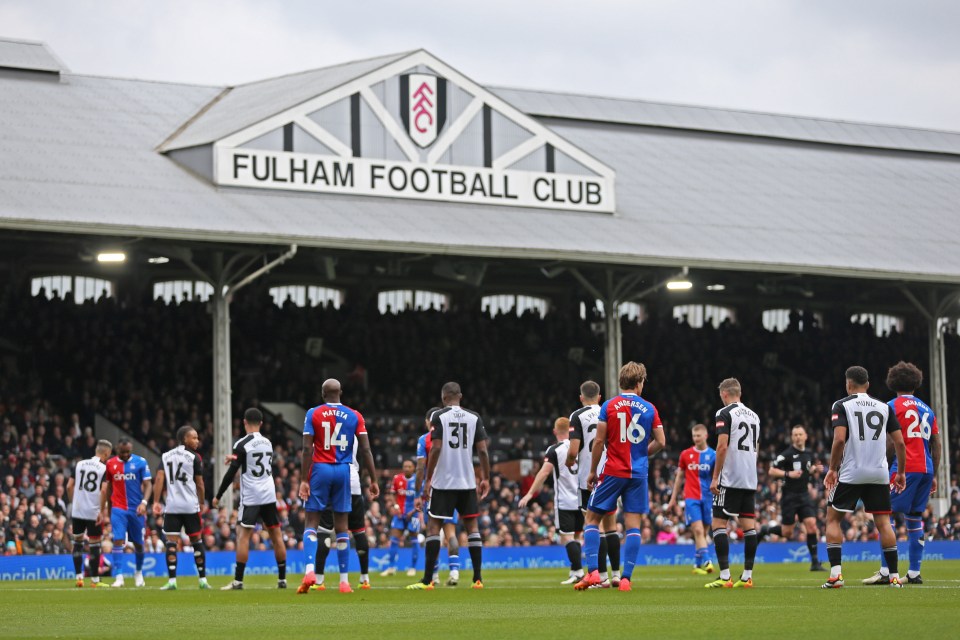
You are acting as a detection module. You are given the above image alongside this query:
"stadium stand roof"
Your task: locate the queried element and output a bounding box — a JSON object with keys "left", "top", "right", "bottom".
{"left": 2, "top": 38, "right": 960, "bottom": 283}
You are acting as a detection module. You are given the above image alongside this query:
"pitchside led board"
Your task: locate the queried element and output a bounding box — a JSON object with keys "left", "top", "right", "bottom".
{"left": 210, "top": 51, "right": 617, "bottom": 213}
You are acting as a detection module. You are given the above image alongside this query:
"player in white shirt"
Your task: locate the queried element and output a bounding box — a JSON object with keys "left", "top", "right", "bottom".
{"left": 214, "top": 408, "right": 287, "bottom": 590}
{"left": 821, "top": 366, "right": 906, "bottom": 589}
{"left": 153, "top": 425, "right": 209, "bottom": 590}
{"left": 520, "top": 417, "right": 583, "bottom": 584}
{"left": 67, "top": 439, "right": 112, "bottom": 588}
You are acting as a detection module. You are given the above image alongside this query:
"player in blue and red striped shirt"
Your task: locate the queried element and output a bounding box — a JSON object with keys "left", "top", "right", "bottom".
{"left": 102, "top": 438, "right": 152, "bottom": 587}
{"left": 575, "top": 362, "right": 665, "bottom": 592}
{"left": 667, "top": 424, "right": 716, "bottom": 574}
{"left": 863, "top": 361, "right": 941, "bottom": 585}
{"left": 298, "top": 379, "right": 379, "bottom": 594}
{"left": 383, "top": 460, "right": 421, "bottom": 576}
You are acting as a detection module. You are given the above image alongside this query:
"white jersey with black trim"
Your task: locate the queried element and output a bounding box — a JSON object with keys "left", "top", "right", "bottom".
{"left": 545, "top": 440, "right": 580, "bottom": 511}
{"left": 430, "top": 405, "right": 488, "bottom": 490}
{"left": 233, "top": 432, "right": 276, "bottom": 507}
{"left": 715, "top": 402, "right": 761, "bottom": 490}
{"left": 831, "top": 393, "right": 901, "bottom": 484}
{"left": 71, "top": 456, "right": 107, "bottom": 521}
{"left": 568, "top": 404, "right": 601, "bottom": 491}
{"left": 161, "top": 445, "right": 203, "bottom": 514}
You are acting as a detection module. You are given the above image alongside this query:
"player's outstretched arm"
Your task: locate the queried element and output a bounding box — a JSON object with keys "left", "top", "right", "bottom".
{"left": 476, "top": 438, "right": 490, "bottom": 500}
{"left": 357, "top": 433, "right": 379, "bottom": 499}
{"left": 214, "top": 454, "right": 242, "bottom": 507}
{"left": 152, "top": 468, "right": 165, "bottom": 516}
{"left": 519, "top": 461, "right": 552, "bottom": 508}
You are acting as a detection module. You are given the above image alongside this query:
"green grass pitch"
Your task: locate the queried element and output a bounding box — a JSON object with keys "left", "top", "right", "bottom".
{"left": 1, "top": 561, "right": 957, "bottom": 638}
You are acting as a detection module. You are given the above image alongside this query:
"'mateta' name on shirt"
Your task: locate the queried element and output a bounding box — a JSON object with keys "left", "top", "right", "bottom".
{"left": 216, "top": 148, "right": 613, "bottom": 214}
{"left": 321, "top": 407, "right": 352, "bottom": 422}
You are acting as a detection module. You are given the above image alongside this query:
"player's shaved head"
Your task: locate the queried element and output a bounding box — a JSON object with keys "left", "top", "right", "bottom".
{"left": 321, "top": 378, "right": 342, "bottom": 402}
{"left": 441, "top": 381, "right": 462, "bottom": 405}
{"left": 886, "top": 361, "right": 922, "bottom": 394}
{"left": 95, "top": 440, "right": 113, "bottom": 456}
{"left": 579, "top": 380, "right": 600, "bottom": 401}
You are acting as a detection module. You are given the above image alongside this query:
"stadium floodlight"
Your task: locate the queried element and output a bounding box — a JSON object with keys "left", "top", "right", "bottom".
{"left": 96, "top": 252, "right": 126, "bottom": 263}
{"left": 666, "top": 280, "right": 693, "bottom": 291}
{"left": 148, "top": 256, "right": 170, "bottom": 264}
{"left": 706, "top": 284, "right": 726, "bottom": 291}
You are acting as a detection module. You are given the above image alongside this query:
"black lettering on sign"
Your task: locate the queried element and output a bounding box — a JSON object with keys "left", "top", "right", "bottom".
{"left": 410, "top": 168, "right": 430, "bottom": 193}
{"left": 312, "top": 161, "right": 329, "bottom": 186}
{"left": 290, "top": 158, "right": 308, "bottom": 183}
{"left": 334, "top": 163, "right": 353, "bottom": 187}
{"left": 271, "top": 157, "right": 287, "bottom": 183}
{"left": 451, "top": 171, "right": 467, "bottom": 195}
{"left": 252, "top": 155, "right": 270, "bottom": 181}
{"left": 431, "top": 169, "right": 448, "bottom": 194}
{"left": 370, "top": 164, "right": 385, "bottom": 189}
{"left": 586, "top": 182, "right": 602, "bottom": 205}
{"left": 470, "top": 174, "right": 487, "bottom": 196}
{"left": 503, "top": 175, "right": 518, "bottom": 200}
{"left": 233, "top": 153, "right": 249, "bottom": 179}
{"left": 567, "top": 181, "right": 583, "bottom": 204}
{"left": 533, "top": 177, "right": 550, "bottom": 201}
{"left": 388, "top": 166, "right": 407, "bottom": 191}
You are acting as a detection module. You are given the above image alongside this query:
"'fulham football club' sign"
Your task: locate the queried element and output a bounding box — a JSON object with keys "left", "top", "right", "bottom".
{"left": 400, "top": 74, "right": 447, "bottom": 147}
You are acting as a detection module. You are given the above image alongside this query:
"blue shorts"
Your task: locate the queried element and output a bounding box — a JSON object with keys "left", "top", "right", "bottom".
{"left": 391, "top": 514, "right": 421, "bottom": 533}
{"left": 890, "top": 472, "right": 934, "bottom": 514}
{"left": 111, "top": 508, "right": 145, "bottom": 545}
{"left": 423, "top": 501, "right": 459, "bottom": 525}
{"left": 588, "top": 475, "right": 649, "bottom": 514}
{"left": 684, "top": 497, "right": 713, "bottom": 526}
{"left": 305, "top": 463, "right": 351, "bottom": 513}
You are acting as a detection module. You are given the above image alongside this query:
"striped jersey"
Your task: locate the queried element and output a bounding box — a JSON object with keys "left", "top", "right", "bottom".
{"left": 679, "top": 446, "right": 716, "bottom": 500}
{"left": 715, "top": 402, "right": 760, "bottom": 490}
{"left": 888, "top": 395, "right": 938, "bottom": 474}
{"left": 597, "top": 393, "right": 662, "bottom": 479}
{"left": 105, "top": 454, "right": 151, "bottom": 511}
{"left": 568, "top": 404, "right": 601, "bottom": 490}
{"left": 544, "top": 439, "right": 580, "bottom": 510}
{"left": 304, "top": 402, "right": 366, "bottom": 464}
{"left": 161, "top": 445, "right": 203, "bottom": 514}
{"left": 391, "top": 473, "right": 417, "bottom": 516}
{"left": 71, "top": 456, "right": 107, "bottom": 521}
{"left": 831, "top": 393, "right": 900, "bottom": 484}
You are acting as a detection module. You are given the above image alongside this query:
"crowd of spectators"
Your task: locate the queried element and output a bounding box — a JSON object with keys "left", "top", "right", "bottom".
{"left": 1, "top": 283, "right": 960, "bottom": 560}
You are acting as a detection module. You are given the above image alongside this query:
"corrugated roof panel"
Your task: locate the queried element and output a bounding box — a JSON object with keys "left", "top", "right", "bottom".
{"left": 0, "top": 37, "right": 67, "bottom": 73}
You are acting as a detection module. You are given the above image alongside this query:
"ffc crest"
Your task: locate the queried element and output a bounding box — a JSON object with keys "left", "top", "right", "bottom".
{"left": 400, "top": 73, "right": 447, "bottom": 148}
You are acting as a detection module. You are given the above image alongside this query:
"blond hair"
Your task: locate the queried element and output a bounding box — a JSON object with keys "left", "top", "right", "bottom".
{"left": 619, "top": 362, "right": 646, "bottom": 390}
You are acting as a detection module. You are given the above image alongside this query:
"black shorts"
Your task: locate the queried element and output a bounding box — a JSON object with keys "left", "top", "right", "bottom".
{"left": 239, "top": 502, "right": 281, "bottom": 529}
{"left": 828, "top": 482, "right": 891, "bottom": 514}
{"left": 319, "top": 494, "right": 366, "bottom": 532}
{"left": 71, "top": 518, "right": 102, "bottom": 538}
{"left": 555, "top": 509, "right": 584, "bottom": 535}
{"left": 580, "top": 489, "right": 592, "bottom": 512}
{"left": 781, "top": 492, "right": 817, "bottom": 522}
{"left": 163, "top": 512, "right": 202, "bottom": 538}
{"left": 712, "top": 486, "right": 756, "bottom": 519}
{"left": 428, "top": 489, "right": 478, "bottom": 520}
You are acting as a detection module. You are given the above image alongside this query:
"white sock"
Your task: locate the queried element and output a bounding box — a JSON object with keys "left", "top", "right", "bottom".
{"left": 830, "top": 565, "right": 841, "bottom": 579}
{"left": 599, "top": 571, "right": 608, "bottom": 580}
{"left": 305, "top": 563, "right": 315, "bottom": 574}
{"left": 316, "top": 574, "right": 325, "bottom": 585}
{"left": 340, "top": 572, "right": 349, "bottom": 584}
{"left": 135, "top": 570, "right": 142, "bottom": 577}
{"left": 612, "top": 570, "right": 620, "bottom": 579}
{"left": 76, "top": 573, "right": 82, "bottom": 580}
{"left": 879, "top": 567, "right": 889, "bottom": 576}
{"left": 720, "top": 569, "right": 731, "bottom": 580}
{"left": 360, "top": 573, "right": 368, "bottom": 582}
{"left": 907, "top": 570, "right": 920, "bottom": 578}
{"left": 890, "top": 572, "right": 900, "bottom": 581}
{"left": 741, "top": 569, "right": 752, "bottom": 580}
{"left": 92, "top": 577, "right": 99, "bottom": 583}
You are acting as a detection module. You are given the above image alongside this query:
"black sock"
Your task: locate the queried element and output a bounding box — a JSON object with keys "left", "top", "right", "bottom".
{"left": 234, "top": 561, "right": 246, "bottom": 582}
{"left": 883, "top": 546, "right": 899, "bottom": 575}
{"left": 72, "top": 541, "right": 83, "bottom": 575}
{"left": 605, "top": 531, "right": 620, "bottom": 572}
{"left": 743, "top": 530, "right": 757, "bottom": 570}
{"left": 89, "top": 542, "right": 101, "bottom": 579}
{"left": 565, "top": 541, "right": 582, "bottom": 572}
{"left": 192, "top": 538, "right": 206, "bottom": 579}
{"left": 422, "top": 535, "right": 441, "bottom": 585}
{"left": 766, "top": 524, "right": 782, "bottom": 538}
{"left": 806, "top": 533, "right": 819, "bottom": 563}
{"left": 353, "top": 531, "right": 369, "bottom": 574}
{"left": 277, "top": 561, "right": 286, "bottom": 581}
{"left": 316, "top": 533, "right": 332, "bottom": 570}
{"left": 597, "top": 534, "right": 608, "bottom": 573}
{"left": 165, "top": 541, "right": 178, "bottom": 579}
{"left": 712, "top": 530, "right": 730, "bottom": 572}
{"left": 827, "top": 542, "right": 842, "bottom": 570}
{"left": 468, "top": 532, "right": 482, "bottom": 583}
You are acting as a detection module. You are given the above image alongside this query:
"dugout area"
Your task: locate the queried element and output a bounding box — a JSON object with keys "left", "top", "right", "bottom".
{"left": 1, "top": 36, "right": 958, "bottom": 512}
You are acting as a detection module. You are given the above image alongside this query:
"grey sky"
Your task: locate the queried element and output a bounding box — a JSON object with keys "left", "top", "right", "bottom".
{"left": 2, "top": 0, "right": 958, "bottom": 131}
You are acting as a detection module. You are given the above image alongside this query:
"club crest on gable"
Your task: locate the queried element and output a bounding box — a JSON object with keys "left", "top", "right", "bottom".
{"left": 400, "top": 73, "right": 447, "bottom": 148}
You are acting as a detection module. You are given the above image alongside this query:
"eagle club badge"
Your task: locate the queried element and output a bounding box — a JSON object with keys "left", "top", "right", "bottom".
{"left": 400, "top": 73, "right": 447, "bottom": 148}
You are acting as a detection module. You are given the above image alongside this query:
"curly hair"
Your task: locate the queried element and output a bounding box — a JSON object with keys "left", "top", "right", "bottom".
{"left": 886, "top": 361, "right": 922, "bottom": 393}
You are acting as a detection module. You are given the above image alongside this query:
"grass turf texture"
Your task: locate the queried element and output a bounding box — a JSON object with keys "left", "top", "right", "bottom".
{"left": 1, "top": 561, "right": 958, "bottom": 638}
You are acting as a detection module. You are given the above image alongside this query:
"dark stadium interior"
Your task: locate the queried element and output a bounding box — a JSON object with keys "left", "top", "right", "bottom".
{"left": 2, "top": 231, "right": 959, "bottom": 556}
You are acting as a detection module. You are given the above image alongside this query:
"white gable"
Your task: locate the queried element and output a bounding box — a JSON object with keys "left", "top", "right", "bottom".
{"left": 210, "top": 51, "right": 616, "bottom": 213}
